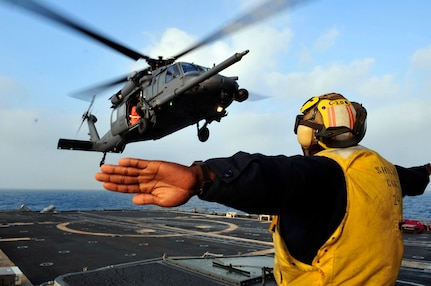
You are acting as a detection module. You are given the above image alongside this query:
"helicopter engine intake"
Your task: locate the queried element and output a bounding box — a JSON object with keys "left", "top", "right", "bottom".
{"left": 111, "top": 91, "right": 123, "bottom": 106}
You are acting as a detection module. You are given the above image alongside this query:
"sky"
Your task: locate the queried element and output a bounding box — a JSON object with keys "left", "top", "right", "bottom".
{"left": 0, "top": 0, "right": 430, "bottom": 191}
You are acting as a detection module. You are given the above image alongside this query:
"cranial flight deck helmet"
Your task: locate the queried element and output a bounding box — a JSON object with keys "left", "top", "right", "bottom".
{"left": 294, "top": 93, "right": 367, "bottom": 150}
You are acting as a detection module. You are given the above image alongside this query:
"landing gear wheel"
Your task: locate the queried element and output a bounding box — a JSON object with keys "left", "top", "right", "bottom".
{"left": 138, "top": 118, "right": 149, "bottom": 134}
{"left": 198, "top": 127, "right": 210, "bottom": 142}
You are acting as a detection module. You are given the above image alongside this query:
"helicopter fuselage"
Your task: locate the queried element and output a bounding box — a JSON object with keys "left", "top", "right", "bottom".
{"left": 58, "top": 50, "right": 249, "bottom": 153}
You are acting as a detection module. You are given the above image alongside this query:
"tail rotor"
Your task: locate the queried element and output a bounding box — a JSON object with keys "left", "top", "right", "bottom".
{"left": 76, "top": 95, "right": 96, "bottom": 136}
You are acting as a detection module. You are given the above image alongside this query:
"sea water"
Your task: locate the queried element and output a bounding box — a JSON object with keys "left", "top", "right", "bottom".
{"left": 0, "top": 189, "right": 238, "bottom": 214}
{"left": 0, "top": 189, "right": 430, "bottom": 220}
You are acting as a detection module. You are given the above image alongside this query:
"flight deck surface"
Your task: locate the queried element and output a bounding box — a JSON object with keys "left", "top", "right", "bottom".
{"left": 0, "top": 210, "right": 430, "bottom": 285}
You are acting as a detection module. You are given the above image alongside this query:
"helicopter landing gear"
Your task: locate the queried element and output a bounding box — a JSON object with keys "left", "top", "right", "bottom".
{"left": 197, "top": 122, "right": 210, "bottom": 142}
{"left": 198, "top": 127, "right": 209, "bottom": 142}
{"left": 100, "top": 152, "right": 107, "bottom": 166}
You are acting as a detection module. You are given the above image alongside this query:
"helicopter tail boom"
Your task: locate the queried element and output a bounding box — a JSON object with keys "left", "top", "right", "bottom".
{"left": 57, "top": 138, "right": 124, "bottom": 153}
{"left": 57, "top": 139, "right": 95, "bottom": 152}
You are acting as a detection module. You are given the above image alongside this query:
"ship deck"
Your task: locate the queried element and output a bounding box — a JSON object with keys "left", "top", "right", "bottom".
{"left": 0, "top": 210, "right": 430, "bottom": 285}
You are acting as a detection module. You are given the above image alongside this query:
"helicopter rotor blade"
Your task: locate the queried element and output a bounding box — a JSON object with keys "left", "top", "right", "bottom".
{"left": 70, "top": 66, "right": 151, "bottom": 99}
{"left": 71, "top": 76, "right": 128, "bottom": 101}
{"left": 87, "top": 94, "right": 96, "bottom": 113}
{"left": 1, "top": 0, "right": 149, "bottom": 61}
{"left": 76, "top": 94, "right": 96, "bottom": 135}
{"left": 172, "top": 0, "right": 313, "bottom": 61}
{"left": 76, "top": 116, "right": 86, "bottom": 136}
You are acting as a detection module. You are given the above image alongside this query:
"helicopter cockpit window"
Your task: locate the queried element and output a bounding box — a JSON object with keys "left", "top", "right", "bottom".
{"left": 197, "top": 65, "right": 209, "bottom": 71}
{"left": 165, "top": 65, "right": 180, "bottom": 83}
{"left": 180, "top": 63, "right": 199, "bottom": 74}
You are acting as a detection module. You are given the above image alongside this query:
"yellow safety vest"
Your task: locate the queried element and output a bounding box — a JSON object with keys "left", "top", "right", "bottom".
{"left": 270, "top": 146, "right": 403, "bottom": 285}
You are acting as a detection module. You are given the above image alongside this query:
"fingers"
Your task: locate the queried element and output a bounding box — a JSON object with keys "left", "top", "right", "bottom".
{"left": 100, "top": 164, "right": 141, "bottom": 176}
{"left": 95, "top": 164, "right": 141, "bottom": 185}
{"left": 102, "top": 182, "right": 141, "bottom": 193}
{"left": 118, "top": 158, "right": 150, "bottom": 169}
{"left": 95, "top": 172, "right": 139, "bottom": 185}
{"left": 95, "top": 164, "right": 141, "bottom": 192}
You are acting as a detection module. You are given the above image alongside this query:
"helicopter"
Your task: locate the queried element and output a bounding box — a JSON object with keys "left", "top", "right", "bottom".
{"left": 58, "top": 49, "right": 250, "bottom": 158}
{"left": 1, "top": 0, "right": 302, "bottom": 164}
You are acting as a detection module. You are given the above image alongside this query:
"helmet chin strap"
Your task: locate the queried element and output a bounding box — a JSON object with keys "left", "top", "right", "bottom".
{"left": 302, "top": 144, "right": 324, "bottom": 156}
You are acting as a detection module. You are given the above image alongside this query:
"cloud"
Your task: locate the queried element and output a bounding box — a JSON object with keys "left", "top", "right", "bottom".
{"left": 364, "top": 97, "right": 431, "bottom": 165}
{"left": 149, "top": 27, "right": 198, "bottom": 59}
{"left": 134, "top": 24, "right": 294, "bottom": 100}
{"left": 406, "top": 44, "right": 431, "bottom": 94}
{"left": 314, "top": 27, "right": 339, "bottom": 51}
{"left": 410, "top": 44, "right": 431, "bottom": 70}
{"left": 265, "top": 58, "right": 380, "bottom": 99}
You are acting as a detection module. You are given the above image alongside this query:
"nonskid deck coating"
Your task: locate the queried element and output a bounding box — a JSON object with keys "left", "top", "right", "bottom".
{"left": 0, "top": 210, "right": 430, "bottom": 285}
{"left": 0, "top": 210, "right": 273, "bottom": 285}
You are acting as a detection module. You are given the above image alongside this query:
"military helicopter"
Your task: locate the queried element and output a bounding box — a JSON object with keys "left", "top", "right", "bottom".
{"left": 60, "top": 49, "right": 250, "bottom": 158}
{"left": 2, "top": 0, "right": 300, "bottom": 163}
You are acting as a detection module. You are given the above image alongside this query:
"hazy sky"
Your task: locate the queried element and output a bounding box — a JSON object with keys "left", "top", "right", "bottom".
{"left": 0, "top": 0, "right": 430, "bottom": 191}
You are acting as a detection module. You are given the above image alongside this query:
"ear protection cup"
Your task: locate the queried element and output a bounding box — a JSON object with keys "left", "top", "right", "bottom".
{"left": 297, "top": 125, "right": 314, "bottom": 148}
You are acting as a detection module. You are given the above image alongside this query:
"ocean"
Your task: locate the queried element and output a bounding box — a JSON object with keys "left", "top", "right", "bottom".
{"left": 0, "top": 189, "right": 240, "bottom": 214}
{"left": 1, "top": 189, "right": 430, "bottom": 221}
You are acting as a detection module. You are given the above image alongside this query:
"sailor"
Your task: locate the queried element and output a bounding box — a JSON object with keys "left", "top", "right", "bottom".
{"left": 129, "top": 105, "right": 140, "bottom": 125}
{"left": 96, "top": 92, "right": 431, "bottom": 285}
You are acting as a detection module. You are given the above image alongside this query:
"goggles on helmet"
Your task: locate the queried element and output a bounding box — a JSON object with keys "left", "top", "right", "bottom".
{"left": 294, "top": 114, "right": 323, "bottom": 134}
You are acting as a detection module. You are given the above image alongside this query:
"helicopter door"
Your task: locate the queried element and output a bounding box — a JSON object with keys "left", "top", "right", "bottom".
{"left": 110, "top": 102, "right": 128, "bottom": 136}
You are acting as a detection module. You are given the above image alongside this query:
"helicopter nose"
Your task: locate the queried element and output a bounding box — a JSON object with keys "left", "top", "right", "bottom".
{"left": 204, "top": 74, "right": 239, "bottom": 98}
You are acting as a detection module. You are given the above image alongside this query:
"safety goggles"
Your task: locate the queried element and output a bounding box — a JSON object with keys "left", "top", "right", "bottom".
{"left": 294, "top": 114, "right": 324, "bottom": 134}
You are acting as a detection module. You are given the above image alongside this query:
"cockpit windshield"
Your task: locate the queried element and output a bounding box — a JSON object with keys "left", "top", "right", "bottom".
{"left": 165, "top": 64, "right": 180, "bottom": 83}
{"left": 180, "top": 63, "right": 208, "bottom": 73}
{"left": 197, "top": 65, "right": 209, "bottom": 71}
